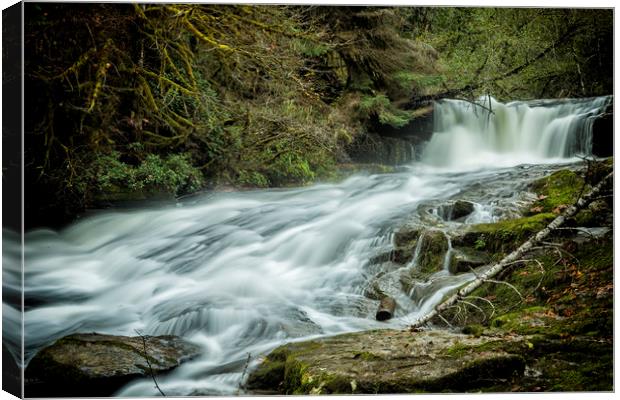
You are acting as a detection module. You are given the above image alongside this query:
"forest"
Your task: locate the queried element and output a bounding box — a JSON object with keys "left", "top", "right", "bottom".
{"left": 24, "top": 4, "right": 612, "bottom": 227}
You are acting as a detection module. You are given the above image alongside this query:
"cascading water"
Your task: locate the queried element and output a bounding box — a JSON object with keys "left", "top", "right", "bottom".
{"left": 2, "top": 96, "right": 611, "bottom": 396}
{"left": 423, "top": 95, "right": 611, "bottom": 168}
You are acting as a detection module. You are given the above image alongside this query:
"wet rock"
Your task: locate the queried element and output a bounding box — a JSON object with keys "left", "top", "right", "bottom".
{"left": 417, "top": 230, "right": 449, "bottom": 274}
{"left": 438, "top": 200, "right": 475, "bottom": 221}
{"left": 247, "top": 329, "right": 525, "bottom": 394}
{"left": 449, "top": 247, "right": 490, "bottom": 274}
{"left": 25, "top": 333, "right": 201, "bottom": 397}
{"left": 451, "top": 213, "right": 556, "bottom": 255}
{"left": 347, "top": 134, "right": 416, "bottom": 165}
{"left": 393, "top": 225, "right": 422, "bottom": 248}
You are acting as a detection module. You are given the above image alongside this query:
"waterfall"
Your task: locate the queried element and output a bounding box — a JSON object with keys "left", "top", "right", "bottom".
{"left": 3, "top": 95, "right": 611, "bottom": 396}
{"left": 422, "top": 96, "right": 611, "bottom": 168}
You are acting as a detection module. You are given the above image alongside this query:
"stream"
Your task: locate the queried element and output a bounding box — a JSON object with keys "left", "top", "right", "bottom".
{"left": 2, "top": 95, "right": 611, "bottom": 395}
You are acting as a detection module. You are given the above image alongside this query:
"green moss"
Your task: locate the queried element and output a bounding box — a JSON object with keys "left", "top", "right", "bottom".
{"left": 417, "top": 230, "right": 449, "bottom": 274}
{"left": 460, "top": 213, "right": 555, "bottom": 254}
{"left": 462, "top": 324, "right": 484, "bottom": 337}
{"left": 528, "top": 170, "right": 586, "bottom": 213}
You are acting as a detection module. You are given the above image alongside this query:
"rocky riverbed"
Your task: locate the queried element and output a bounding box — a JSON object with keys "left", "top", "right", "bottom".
{"left": 19, "top": 159, "right": 613, "bottom": 396}
{"left": 246, "top": 159, "right": 614, "bottom": 394}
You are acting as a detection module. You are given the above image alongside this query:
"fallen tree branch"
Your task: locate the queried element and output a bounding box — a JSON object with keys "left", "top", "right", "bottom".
{"left": 409, "top": 171, "right": 613, "bottom": 329}
{"left": 135, "top": 329, "right": 166, "bottom": 396}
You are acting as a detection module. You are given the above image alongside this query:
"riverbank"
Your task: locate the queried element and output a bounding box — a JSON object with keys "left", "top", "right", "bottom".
{"left": 246, "top": 159, "right": 613, "bottom": 394}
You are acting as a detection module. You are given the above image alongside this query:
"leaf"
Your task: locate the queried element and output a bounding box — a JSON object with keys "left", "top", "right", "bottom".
{"left": 552, "top": 204, "right": 568, "bottom": 214}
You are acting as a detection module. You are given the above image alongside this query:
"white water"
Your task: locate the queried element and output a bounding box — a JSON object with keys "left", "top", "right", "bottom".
{"left": 2, "top": 96, "right": 610, "bottom": 396}
{"left": 423, "top": 95, "right": 611, "bottom": 169}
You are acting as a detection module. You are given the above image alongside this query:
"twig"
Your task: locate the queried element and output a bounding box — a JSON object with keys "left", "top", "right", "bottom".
{"left": 135, "top": 330, "right": 166, "bottom": 397}
{"left": 464, "top": 296, "right": 496, "bottom": 320}
{"left": 483, "top": 279, "right": 525, "bottom": 301}
{"left": 458, "top": 299, "right": 488, "bottom": 321}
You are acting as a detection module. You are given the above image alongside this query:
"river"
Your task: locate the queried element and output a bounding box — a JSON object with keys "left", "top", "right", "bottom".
{"left": 2, "top": 95, "right": 611, "bottom": 395}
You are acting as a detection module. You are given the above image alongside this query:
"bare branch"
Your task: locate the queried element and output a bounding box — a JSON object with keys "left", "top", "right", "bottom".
{"left": 135, "top": 330, "right": 166, "bottom": 397}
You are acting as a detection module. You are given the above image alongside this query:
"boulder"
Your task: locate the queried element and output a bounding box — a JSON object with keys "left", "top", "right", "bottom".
{"left": 448, "top": 247, "right": 490, "bottom": 274}
{"left": 438, "top": 200, "right": 475, "bottom": 221}
{"left": 246, "top": 329, "right": 525, "bottom": 394}
{"left": 25, "top": 333, "right": 201, "bottom": 397}
{"left": 451, "top": 213, "right": 556, "bottom": 255}
{"left": 347, "top": 134, "right": 416, "bottom": 166}
{"left": 393, "top": 225, "right": 422, "bottom": 248}
{"left": 416, "top": 230, "right": 449, "bottom": 274}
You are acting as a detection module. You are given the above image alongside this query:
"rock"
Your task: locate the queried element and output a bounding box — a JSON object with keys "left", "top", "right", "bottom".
{"left": 448, "top": 247, "right": 490, "bottom": 274}
{"left": 246, "top": 329, "right": 525, "bottom": 394}
{"left": 347, "top": 134, "right": 416, "bottom": 165}
{"left": 388, "top": 229, "right": 450, "bottom": 273}
{"left": 416, "top": 230, "right": 449, "bottom": 274}
{"left": 451, "top": 213, "right": 556, "bottom": 255}
{"left": 25, "top": 333, "right": 201, "bottom": 397}
{"left": 527, "top": 169, "right": 585, "bottom": 214}
{"left": 393, "top": 225, "right": 422, "bottom": 248}
{"left": 438, "top": 200, "right": 475, "bottom": 221}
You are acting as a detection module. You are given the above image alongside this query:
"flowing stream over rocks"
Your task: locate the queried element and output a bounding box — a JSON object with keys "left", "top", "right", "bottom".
{"left": 2, "top": 96, "right": 611, "bottom": 396}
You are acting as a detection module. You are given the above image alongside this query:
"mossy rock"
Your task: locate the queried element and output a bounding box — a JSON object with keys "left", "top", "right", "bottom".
{"left": 448, "top": 247, "right": 490, "bottom": 274}
{"left": 393, "top": 225, "right": 422, "bottom": 248}
{"left": 452, "top": 213, "right": 556, "bottom": 255}
{"left": 438, "top": 200, "right": 475, "bottom": 221}
{"left": 417, "top": 230, "right": 449, "bottom": 274}
{"left": 528, "top": 169, "right": 586, "bottom": 213}
{"left": 247, "top": 329, "right": 526, "bottom": 394}
{"left": 25, "top": 333, "right": 201, "bottom": 397}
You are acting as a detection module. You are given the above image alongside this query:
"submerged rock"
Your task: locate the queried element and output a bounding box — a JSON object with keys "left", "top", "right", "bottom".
{"left": 438, "top": 200, "right": 475, "bottom": 221}
{"left": 246, "top": 329, "right": 525, "bottom": 394}
{"left": 25, "top": 333, "right": 201, "bottom": 397}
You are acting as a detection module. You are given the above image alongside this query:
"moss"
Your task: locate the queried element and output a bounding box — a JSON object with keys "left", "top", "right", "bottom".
{"left": 584, "top": 157, "right": 613, "bottom": 185}
{"left": 489, "top": 306, "right": 557, "bottom": 335}
{"left": 417, "top": 230, "right": 449, "bottom": 274}
{"left": 456, "top": 213, "right": 555, "bottom": 254}
{"left": 528, "top": 169, "right": 586, "bottom": 213}
{"left": 462, "top": 324, "right": 484, "bottom": 337}
{"left": 393, "top": 225, "right": 421, "bottom": 248}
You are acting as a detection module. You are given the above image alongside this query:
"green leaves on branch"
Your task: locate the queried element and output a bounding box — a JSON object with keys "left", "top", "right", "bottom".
{"left": 358, "top": 93, "right": 413, "bottom": 128}
{"left": 82, "top": 151, "right": 203, "bottom": 196}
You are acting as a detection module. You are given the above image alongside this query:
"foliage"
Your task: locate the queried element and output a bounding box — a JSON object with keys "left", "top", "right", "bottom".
{"left": 417, "top": 8, "right": 613, "bottom": 100}
{"left": 80, "top": 151, "right": 203, "bottom": 196}
{"left": 23, "top": 4, "right": 613, "bottom": 226}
